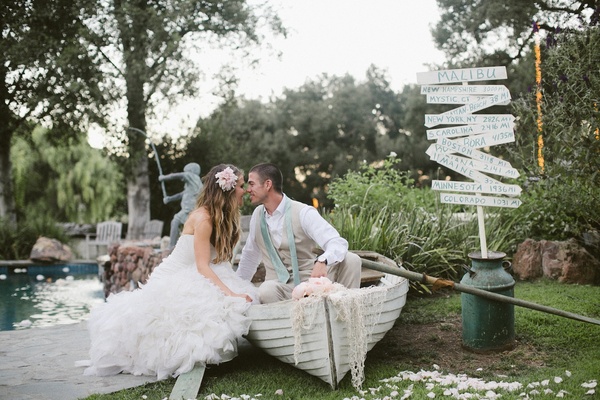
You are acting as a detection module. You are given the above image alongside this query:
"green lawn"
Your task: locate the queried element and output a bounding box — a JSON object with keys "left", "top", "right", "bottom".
{"left": 84, "top": 279, "right": 599, "bottom": 400}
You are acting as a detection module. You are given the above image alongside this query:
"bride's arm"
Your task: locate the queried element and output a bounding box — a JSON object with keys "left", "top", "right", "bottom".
{"left": 187, "top": 209, "right": 252, "bottom": 302}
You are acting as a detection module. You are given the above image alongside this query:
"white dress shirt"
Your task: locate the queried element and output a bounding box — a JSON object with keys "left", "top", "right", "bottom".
{"left": 236, "top": 195, "right": 348, "bottom": 281}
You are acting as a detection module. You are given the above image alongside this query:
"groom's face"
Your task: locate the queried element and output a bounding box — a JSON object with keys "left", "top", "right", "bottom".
{"left": 247, "top": 172, "right": 269, "bottom": 206}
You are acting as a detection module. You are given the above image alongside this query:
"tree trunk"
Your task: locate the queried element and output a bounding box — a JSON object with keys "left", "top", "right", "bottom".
{"left": 126, "top": 153, "right": 150, "bottom": 240}
{"left": 0, "top": 64, "right": 17, "bottom": 224}
{"left": 124, "top": 70, "right": 150, "bottom": 240}
{"left": 0, "top": 129, "right": 16, "bottom": 224}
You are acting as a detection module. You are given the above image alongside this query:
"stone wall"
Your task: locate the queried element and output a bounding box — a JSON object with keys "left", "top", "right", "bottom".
{"left": 101, "top": 243, "right": 170, "bottom": 298}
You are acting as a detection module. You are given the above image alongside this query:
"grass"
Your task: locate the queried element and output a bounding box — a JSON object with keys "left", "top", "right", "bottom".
{"left": 82, "top": 279, "right": 600, "bottom": 400}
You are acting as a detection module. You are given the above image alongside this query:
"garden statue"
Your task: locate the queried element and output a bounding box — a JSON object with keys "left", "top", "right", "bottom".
{"left": 159, "top": 162, "right": 203, "bottom": 249}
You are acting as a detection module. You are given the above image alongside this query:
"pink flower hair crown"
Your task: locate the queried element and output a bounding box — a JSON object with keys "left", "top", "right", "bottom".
{"left": 215, "top": 167, "right": 238, "bottom": 192}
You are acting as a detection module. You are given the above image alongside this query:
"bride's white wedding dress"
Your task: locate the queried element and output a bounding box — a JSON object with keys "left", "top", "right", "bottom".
{"left": 82, "top": 234, "right": 258, "bottom": 380}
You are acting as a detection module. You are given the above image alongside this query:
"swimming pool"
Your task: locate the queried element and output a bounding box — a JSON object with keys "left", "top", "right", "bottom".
{"left": 0, "top": 263, "right": 104, "bottom": 331}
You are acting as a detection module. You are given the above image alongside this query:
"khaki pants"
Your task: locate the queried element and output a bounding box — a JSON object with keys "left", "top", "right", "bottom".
{"left": 258, "top": 252, "right": 362, "bottom": 304}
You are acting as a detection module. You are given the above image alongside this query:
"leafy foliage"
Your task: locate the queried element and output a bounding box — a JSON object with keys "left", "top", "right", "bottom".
{"left": 193, "top": 67, "right": 434, "bottom": 206}
{"left": 0, "top": 0, "right": 107, "bottom": 222}
{"left": 11, "top": 126, "right": 125, "bottom": 224}
{"left": 508, "top": 27, "right": 600, "bottom": 243}
{"left": 0, "top": 215, "right": 70, "bottom": 260}
{"left": 432, "top": 0, "right": 599, "bottom": 65}
{"left": 328, "top": 157, "right": 416, "bottom": 210}
{"left": 326, "top": 159, "right": 517, "bottom": 287}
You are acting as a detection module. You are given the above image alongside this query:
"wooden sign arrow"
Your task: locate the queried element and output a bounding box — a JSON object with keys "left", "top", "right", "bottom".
{"left": 427, "top": 121, "right": 515, "bottom": 140}
{"left": 439, "top": 89, "right": 511, "bottom": 118}
{"left": 429, "top": 152, "right": 503, "bottom": 185}
{"left": 421, "top": 85, "right": 509, "bottom": 95}
{"left": 439, "top": 193, "right": 522, "bottom": 208}
{"left": 425, "top": 114, "right": 515, "bottom": 127}
{"left": 429, "top": 139, "right": 512, "bottom": 168}
{"left": 430, "top": 152, "right": 519, "bottom": 178}
{"left": 431, "top": 180, "right": 522, "bottom": 196}
{"left": 417, "top": 66, "right": 507, "bottom": 85}
{"left": 426, "top": 94, "right": 501, "bottom": 104}
{"left": 447, "top": 130, "right": 515, "bottom": 149}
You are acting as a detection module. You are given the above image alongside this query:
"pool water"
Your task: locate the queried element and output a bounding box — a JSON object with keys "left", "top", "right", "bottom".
{"left": 0, "top": 264, "right": 105, "bottom": 331}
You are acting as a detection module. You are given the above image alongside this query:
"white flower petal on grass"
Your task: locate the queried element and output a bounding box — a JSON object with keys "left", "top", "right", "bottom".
{"left": 528, "top": 382, "right": 541, "bottom": 388}
{"left": 542, "top": 379, "right": 550, "bottom": 386}
{"left": 426, "top": 392, "right": 435, "bottom": 398}
{"left": 586, "top": 389, "right": 596, "bottom": 395}
{"left": 274, "top": 389, "right": 283, "bottom": 396}
{"left": 484, "top": 390, "right": 501, "bottom": 399}
{"left": 582, "top": 380, "right": 597, "bottom": 388}
{"left": 530, "top": 389, "right": 540, "bottom": 395}
{"left": 543, "top": 388, "right": 554, "bottom": 394}
{"left": 556, "top": 389, "right": 569, "bottom": 397}
{"left": 554, "top": 376, "right": 563, "bottom": 384}
{"left": 390, "top": 390, "right": 399, "bottom": 397}
{"left": 565, "top": 370, "right": 572, "bottom": 377}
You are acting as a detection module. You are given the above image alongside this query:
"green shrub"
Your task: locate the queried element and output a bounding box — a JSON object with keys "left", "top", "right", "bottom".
{"left": 0, "top": 215, "right": 70, "bottom": 260}
{"left": 329, "top": 157, "right": 420, "bottom": 210}
{"left": 326, "top": 158, "right": 525, "bottom": 286}
{"left": 499, "top": 174, "right": 600, "bottom": 244}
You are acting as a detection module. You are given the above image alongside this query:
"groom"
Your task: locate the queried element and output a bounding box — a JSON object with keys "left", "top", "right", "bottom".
{"left": 236, "top": 163, "right": 361, "bottom": 303}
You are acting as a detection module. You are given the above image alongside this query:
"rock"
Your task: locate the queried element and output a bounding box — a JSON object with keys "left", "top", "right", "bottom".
{"left": 29, "top": 237, "right": 73, "bottom": 262}
{"left": 512, "top": 239, "right": 543, "bottom": 280}
{"left": 513, "top": 238, "right": 600, "bottom": 285}
{"left": 542, "top": 239, "right": 600, "bottom": 285}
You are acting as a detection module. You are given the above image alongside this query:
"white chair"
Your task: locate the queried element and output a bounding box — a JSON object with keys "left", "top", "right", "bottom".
{"left": 143, "top": 219, "right": 164, "bottom": 240}
{"left": 85, "top": 221, "right": 122, "bottom": 259}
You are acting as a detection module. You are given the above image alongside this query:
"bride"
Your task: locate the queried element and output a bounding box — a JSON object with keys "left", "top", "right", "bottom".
{"left": 80, "top": 164, "right": 258, "bottom": 380}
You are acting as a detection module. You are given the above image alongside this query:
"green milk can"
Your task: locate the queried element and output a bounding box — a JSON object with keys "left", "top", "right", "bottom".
{"left": 461, "top": 251, "right": 515, "bottom": 352}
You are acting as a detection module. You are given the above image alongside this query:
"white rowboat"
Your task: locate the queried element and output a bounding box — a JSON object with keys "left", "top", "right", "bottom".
{"left": 245, "top": 251, "right": 409, "bottom": 390}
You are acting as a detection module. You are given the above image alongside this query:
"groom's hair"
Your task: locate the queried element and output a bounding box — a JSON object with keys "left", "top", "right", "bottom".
{"left": 250, "top": 163, "right": 283, "bottom": 194}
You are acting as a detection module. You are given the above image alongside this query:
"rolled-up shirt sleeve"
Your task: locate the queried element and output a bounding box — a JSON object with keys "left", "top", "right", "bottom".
{"left": 236, "top": 210, "right": 262, "bottom": 281}
{"left": 300, "top": 206, "right": 348, "bottom": 266}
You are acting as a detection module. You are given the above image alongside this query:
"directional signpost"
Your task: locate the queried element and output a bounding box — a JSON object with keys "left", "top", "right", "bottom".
{"left": 417, "top": 66, "right": 522, "bottom": 258}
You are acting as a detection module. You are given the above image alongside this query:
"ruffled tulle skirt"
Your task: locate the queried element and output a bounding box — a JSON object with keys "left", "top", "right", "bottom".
{"left": 82, "top": 256, "right": 257, "bottom": 380}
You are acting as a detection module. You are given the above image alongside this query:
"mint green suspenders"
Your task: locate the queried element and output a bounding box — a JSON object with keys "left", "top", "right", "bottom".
{"left": 259, "top": 200, "right": 300, "bottom": 286}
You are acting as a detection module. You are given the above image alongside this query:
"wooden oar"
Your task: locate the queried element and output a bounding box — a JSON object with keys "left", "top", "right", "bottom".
{"left": 361, "top": 258, "right": 600, "bottom": 326}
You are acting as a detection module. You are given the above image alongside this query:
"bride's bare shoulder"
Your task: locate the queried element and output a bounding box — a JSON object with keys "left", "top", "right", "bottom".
{"left": 182, "top": 207, "right": 211, "bottom": 234}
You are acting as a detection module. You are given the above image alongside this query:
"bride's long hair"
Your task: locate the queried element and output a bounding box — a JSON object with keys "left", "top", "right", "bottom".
{"left": 195, "top": 164, "right": 242, "bottom": 263}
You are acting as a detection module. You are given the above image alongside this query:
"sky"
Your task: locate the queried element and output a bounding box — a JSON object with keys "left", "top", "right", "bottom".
{"left": 89, "top": 0, "right": 447, "bottom": 146}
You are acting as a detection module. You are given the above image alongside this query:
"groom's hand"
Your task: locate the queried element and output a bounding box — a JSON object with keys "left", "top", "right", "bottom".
{"left": 311, "top": 261, "right": 328, "bottom": 278}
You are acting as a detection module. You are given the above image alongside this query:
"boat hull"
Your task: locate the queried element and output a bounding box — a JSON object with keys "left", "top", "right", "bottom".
{"left": 245, "top": 252, "right": 409, "bottom": 389}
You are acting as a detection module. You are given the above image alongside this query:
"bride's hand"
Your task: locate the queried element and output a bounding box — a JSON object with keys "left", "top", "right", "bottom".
{"left": 231, "top": 292, "right": 253, "bottom": 303}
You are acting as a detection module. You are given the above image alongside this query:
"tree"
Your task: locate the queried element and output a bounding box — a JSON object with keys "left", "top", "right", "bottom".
{"left": 82, "top": 0, "right": 285, "bottom": 239}
{"left": 11, "top": 126, "right": 125, "bottom": 223}
{"left": 432, "top": 0, "right": 599, "bottom": 66}
{"left": 0, "top": 0, "right": 105, "bottom": 223}
{"left": 193, "top": 66, "right": 425, "bottom": 207}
